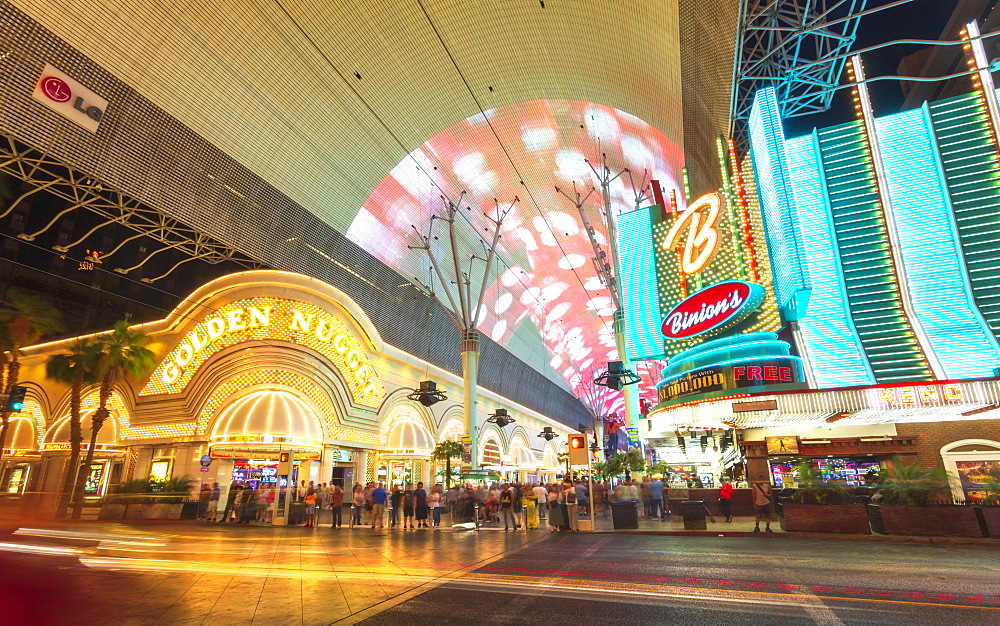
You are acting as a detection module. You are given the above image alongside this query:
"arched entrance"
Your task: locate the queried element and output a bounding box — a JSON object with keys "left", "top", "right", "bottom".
{"left": 43, "top": 408, "right": 126, "bottom": 499}
{"left": 378, "top": 405, "right": 435, "bottom": 488}
{"left": 940, "top": 439, "right": 1000, "bottom": 503}
{"left": 1, "top": 416, "right": 38, "bottom": 494}
{"left": 209, "top": 389, "right": 324, "bottom": 489}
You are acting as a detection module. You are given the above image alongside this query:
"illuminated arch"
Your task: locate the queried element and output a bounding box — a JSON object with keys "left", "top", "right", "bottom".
{"left": 438, "top": 416, "right": 465, "bottom": 443}
{"left": 381, "top": 404, "right": 435, "bottom": 455}
{"left": 209, "top": 389, "right": 324, "bottom": 450}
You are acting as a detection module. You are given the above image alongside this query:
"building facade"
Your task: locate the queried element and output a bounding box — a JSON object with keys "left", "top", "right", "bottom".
{"left": 3, "top": 271, "right": 574, "bottom": 500}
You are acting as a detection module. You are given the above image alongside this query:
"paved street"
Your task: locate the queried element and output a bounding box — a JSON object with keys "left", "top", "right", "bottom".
{"left": 0, "top": 521, "right": 997, "bottom": 624}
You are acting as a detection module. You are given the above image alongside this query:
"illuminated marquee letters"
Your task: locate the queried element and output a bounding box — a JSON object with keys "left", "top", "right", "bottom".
{"left": 876, "top": 383, "right": 964, "bottom": 408}
{"left": 662, "top": 192, "right": 723, "bottom": 274}
{"left": 162, "top": 306, "right": 272, "bottom": 383}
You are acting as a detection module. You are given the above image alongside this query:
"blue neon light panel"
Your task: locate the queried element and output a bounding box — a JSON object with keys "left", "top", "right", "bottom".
{"left": 618, "top": 205, "right": 666, "bottom": 360}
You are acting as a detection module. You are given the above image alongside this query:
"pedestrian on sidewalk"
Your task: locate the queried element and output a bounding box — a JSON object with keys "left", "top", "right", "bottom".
{"left": 329, "top": 483, "right": 344, "bottom": 528}
{"left": 415, "top": 482, "right": 429, "bottom": 528}
{"left": 402, "top": 483, "right": 415, "bottom": 529}
{"left": 547, "top": 485, "right": 563, "bottom": 532}
{"left": 352, "top": 483, "right": 364, "bottom": 526}
{"left": 532, "top": 483, "right": 548, "bottom": 520}
{"left": 371, "top": 482, "right": 387, "bottom": 529}
{"left": 220, "top": 480, "right": 239, "bottom": 523}
{"left": 752, "top": 474, "right": 775, "bottom": 533}
{"left": 719, "top": 477, "right": 734, "bottom": 523}
{"left": 389, "top": 484, "right": 404, "bottom": 528}
{"left": 304, "top": 487, "right": 317, "bottom": 527}
{"left": 649, "top": 476, "right": 665, "bottom": 521}
{"left": 499, "top": 484, "right": 515, "bottom": 530}
{"left": 563, "top": 480, "right": 578, "bottom": 532}
{"left": 206, "top": 482, "right": 220, "bottom": 522}
{"left": 428, "top": 484, "right": 443, "bottom": 527}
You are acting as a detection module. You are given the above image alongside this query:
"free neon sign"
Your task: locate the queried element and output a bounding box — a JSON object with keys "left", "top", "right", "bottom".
{"left": 661, "top": 280, "right": 765, "bottom": 339}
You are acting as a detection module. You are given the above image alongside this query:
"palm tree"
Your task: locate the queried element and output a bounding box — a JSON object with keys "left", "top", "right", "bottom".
{"left": 72, "top": 321, "right": 155, "bottom": 518}
{"left": 46, "top": 338, "right": 101, "bottom": 518}
{"left": 433, "top": 440, "right": 465, "bottom": 489}
{"left": 0, "top": 289, "right": 63, "bottom": 463}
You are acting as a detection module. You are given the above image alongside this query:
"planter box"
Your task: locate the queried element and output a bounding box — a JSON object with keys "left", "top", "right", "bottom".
{"left": 980, "top": 507, "right": 1000, "bottom": 538}
{"left": 98, "top": 502, "right": 186, "bottom": 520}
{"left": 781, "top": 503, "right": 870, "bottom": 534}
{"left": 879, "top": 505, "right": 984, "bottom": 537}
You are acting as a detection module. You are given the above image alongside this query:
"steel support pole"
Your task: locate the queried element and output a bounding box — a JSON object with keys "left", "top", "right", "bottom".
{"left": 462, "top": 330, "right": 480, "bottom": 471}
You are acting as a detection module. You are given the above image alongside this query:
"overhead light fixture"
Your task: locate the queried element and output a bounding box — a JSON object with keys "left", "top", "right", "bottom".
{"left": 538, "top": 426, "right": 559, "bottom": 441}
{"left": 407, "top": 380, "right": 447, "bottom": 407}
{"left": 593, "top": 360, "right": 641, "bottom": 391}
{"left": 487, "top": 408, "right": 515, "bottom": 428}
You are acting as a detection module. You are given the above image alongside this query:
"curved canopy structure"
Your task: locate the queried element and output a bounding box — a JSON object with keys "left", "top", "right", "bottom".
{"left": 45, "top": 409, "right": 120, "bottom": 447}
{"left": 385, "top": 420, "right": 435, "bottom": 455}
{"left": 211, "top": 390, "right": 323, "bottom": 449}
{"left": 509, "top": 445, "right": 538, "bottom": 469}
{"left": 7, "top": 416, "right": 37, "bottom": 451}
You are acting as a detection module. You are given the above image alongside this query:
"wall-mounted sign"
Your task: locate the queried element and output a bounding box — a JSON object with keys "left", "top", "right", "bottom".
{"left": 657, "top": 356, "right": 803, "bottom": 404}
{"left": 661, "top": 192, "right": 723, "bottom": 274}
{"left": 141, "top": 297, "right": 384, "bottom": 408}
{"left": 732, "top": 400, "right": 778, "bottom": 413}
{"left": 31, "top": 64, "right": 108, "bottom": 133}
{"left": 765, "top": 436, "right": 800, "bottom": 455}
{"left": 661, "top": 280, "right": 765, "bottom": 339}
{"left": 875, "top": 383, "right": 963, "bottom": 408}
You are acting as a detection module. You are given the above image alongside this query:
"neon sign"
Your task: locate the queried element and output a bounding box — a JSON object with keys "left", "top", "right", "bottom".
{"left": 141, "top": 298, "right": 384, "bottom": 408}
{"left": 662, "top": 192, "right": 723, "bottom": 274}
{"left": 876, "top": 383, "right": 963, "bottom": 408}
{"left": 661, "top": 280, "right": 765, "bottom": 339}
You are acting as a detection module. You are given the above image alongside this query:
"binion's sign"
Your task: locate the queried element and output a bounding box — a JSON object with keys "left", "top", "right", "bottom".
{"left": 661, "top": 280, "right": 765, "bottom": 339}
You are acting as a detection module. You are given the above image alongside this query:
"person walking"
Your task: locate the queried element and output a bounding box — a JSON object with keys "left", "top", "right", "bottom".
{"left": 532, "top": 483, "right": 548, "bottom": 520}
{"left": 389, "top": 484, "right": 404, "bottom": 528}
{"left": 329, "top": 483, "right": 344, "bottom": 528}
{"left": 401, "top": 483, "right": 415, "bottom": 529}
{"left": 511, "top": 483, "right": 523, "bottom": 529}
{"left": 562, "top": 481, "right": 578, "bottom": 532}
{"left": 256, "top": 484, "right": 269, "bottom": 522}
{"left": 351, "top": 484, "right": 364, "bottom": 526}
{"left": 206, "top": 482, "right": 221, "bottom": 522}
{"left": 649, "top": 476, "right": 665, "bottom": 521}
{"left": 752, "top": 474, "right": 775, "bottom": 532}
{"left": 371, "top": 482, "right": 387, "bottom": 529}
{"left": 719, "top": 477, "right": 734, "bottom": 523}
{"left": 197, "top": 484, "right": 211, "bottom": 520}
{"left": 499, "top": 484, "right": 515, "bottom": 530}
{"left": 304, "top": 487, "right": 317, "bottom": 527}
{"left": 428, "top": 484, "right": 443, "bottom": 527}
{"left": 220, "top": 480, "right": 239, "bottom": 523}
{"left": 547, "top": 484, "right": 564, "bottom": 532}
{"left": 414, "top": 482, "right": 429, "bottom": 528}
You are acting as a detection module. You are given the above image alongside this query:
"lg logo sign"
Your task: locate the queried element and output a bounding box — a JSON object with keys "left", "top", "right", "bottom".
{"left": 31, "top": 65, "right": 109, "bottom": 133}
{"left": 40, "top": 75, "right": 104, "bottom": 122}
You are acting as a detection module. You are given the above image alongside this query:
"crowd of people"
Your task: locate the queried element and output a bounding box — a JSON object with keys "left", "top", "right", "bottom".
{"left": 192, "top": 474, "right": 745, "bottom": 530}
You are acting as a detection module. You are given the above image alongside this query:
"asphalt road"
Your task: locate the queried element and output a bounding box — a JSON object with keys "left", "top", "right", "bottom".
{"left": 358, "top": 534, "right": 1000, "bottom": 625}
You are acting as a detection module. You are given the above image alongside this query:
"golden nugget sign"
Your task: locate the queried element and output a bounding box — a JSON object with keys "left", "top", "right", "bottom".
{"left": 141, "top": 298, "right": 384, "bottom": 408}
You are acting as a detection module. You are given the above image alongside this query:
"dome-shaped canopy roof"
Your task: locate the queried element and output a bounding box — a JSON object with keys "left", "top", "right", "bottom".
{"left": 211, "top": 390, "right": 322, "bottom": 447}
{"left": 46, "top": 409, "right": 119, "bottom": 445}
{"left": 509, "top": 445, "right": 537, "bottom": 468}
{"left": 386, "top": 420, "right": 434, "bottom": 453}
{"left": 542, "top": 447, "right": 561, "bottom": 469}
{"left": 8, "top": 416, "right": 37, "bottom": 451}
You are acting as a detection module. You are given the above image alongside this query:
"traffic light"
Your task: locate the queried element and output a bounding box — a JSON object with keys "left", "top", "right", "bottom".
{"left": 5, "top": 385, "right": 27, "bottom": 412}
{"left": 568, "top": 433, "right": 588, "bottom": 466}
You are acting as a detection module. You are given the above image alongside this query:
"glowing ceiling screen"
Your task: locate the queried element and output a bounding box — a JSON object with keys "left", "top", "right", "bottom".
{"left": 348, "top": 99, "right": 682, "bottom": 410}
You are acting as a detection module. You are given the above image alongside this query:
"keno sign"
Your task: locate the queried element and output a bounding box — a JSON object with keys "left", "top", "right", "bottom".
{"left": 661, "top": 280, "right": 765, "bottom": 339}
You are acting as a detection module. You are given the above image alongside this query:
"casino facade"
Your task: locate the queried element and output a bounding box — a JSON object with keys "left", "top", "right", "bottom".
{"left": 3, "top": 271, "right": 574, "bottom": 500}
{"left": 620, "top": 80, "right": 1000, "bottom": 502}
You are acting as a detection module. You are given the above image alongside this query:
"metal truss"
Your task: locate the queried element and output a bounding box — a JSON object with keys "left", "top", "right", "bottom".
{"left": 730, "top": 0, "right": 872, "bottom": 148}
{"left": 0, "top": 133, "right": 259, "bottom": 282}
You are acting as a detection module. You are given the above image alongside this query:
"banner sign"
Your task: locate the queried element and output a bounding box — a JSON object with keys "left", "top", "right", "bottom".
{"left": 657, "top": 357, "right": 804, "bottom": 404}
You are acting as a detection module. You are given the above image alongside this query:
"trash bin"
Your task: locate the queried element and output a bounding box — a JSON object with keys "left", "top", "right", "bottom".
{"left": 681, "top": 500, "right": 707, "bottom": 530}
{"left": 288, "top": 501, "right": 306, "bottom": 525}
{"left": 610, "top": 500, "right": 639, "bottom": 529}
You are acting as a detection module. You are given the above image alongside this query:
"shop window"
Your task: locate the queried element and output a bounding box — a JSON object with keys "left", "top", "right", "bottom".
{"left": 149, "top": 460, "right": 172, "bottom": 482}
{"left": 84, "top": 463, "right": 105, "bottom": 495}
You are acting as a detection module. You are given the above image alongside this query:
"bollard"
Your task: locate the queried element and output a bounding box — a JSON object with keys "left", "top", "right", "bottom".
{"left": 474, "top": 502, "right": 480, "bottom": 530}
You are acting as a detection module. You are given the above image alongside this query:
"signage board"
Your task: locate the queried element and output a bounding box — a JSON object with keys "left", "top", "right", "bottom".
{"left": 200, "top": 454, "right": 213, "bottom": 468}
{"left": 657, "top": 356, "right": 803, "bottom": 404}
{"left": 661, "top": 280, "right": 765, "bottom": 339}
{"left": 31, "top": 64, "right": 108, "bottom": 133}
{"left": 461, "top": 436, "right": 472, "bottom": 464}
{"left": 765, "top": 436, "right": 800, "bottom": 455}
{"left": 732, "top": 400, "right": 778, "bottom": 413}
{"left": 626, "top": 427, "right": 641, "bottom": 450}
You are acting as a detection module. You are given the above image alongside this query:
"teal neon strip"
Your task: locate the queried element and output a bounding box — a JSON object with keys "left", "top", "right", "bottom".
{"left": 748, "top": 87, "right": 809, "bottom": 309}
{"left": 617, "top": 206, "right": 666, "bottom": 359}
{"left": 876, "top": 106, "right": 1000, "bottom": 378}
{"left": 785, "top": 132, "right": 875, "bottom": 387}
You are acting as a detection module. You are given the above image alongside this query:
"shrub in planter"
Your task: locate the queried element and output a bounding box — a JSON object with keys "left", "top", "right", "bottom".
{"left": 872, "top": 457, "right": 983, "bottom": 537}
{"left": 781, "top": 463, "right": 870, "bottom": 533}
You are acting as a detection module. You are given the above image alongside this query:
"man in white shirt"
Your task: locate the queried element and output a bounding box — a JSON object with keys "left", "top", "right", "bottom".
{"left": 532, "top": 484, "right": 548, "bottom": 519}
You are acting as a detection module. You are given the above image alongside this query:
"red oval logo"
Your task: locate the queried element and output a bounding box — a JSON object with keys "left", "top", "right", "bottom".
{"left": 40, "top": 76, "right": 72, "bottom": 103}
{"left": 661, "top": 281, "right": 760, "bottom": 339}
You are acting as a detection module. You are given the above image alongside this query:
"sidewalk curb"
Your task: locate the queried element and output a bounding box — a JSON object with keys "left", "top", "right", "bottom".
{"left": 589, "top": 529, "right": 1000, "bottom": 546}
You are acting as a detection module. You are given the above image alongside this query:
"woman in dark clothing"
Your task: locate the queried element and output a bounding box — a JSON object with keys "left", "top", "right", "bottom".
{"left": 402, "top": 483, "right": 415, "bottom": 529}
{"left": 414, "top": 482, "right": 429, "bottom": 528}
